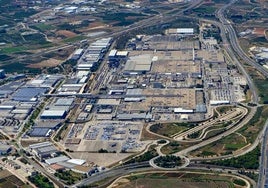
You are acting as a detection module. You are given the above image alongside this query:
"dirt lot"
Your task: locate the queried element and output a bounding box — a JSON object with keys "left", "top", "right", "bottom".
{"left": 253, "top": 28, "right": 266, "bottom": 36}
{"left": 27, "top": 58, "right": 62, "bottom": 68}
{"left": 21, "top": 139, "right": 45, "bottom": 148}
{"left": 56, "top": 30, "right": 77, "bottom": 38}
{"left": 0, "top": 170, "right": 27, "bottom": 188}
{"left": 78, "top": 22, "right": 108, "bottom": 32}
{"left": 69, "top": 152, "right": 132, "bottom": 167}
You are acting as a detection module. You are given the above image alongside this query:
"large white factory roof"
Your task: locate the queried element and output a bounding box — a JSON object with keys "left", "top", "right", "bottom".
{"left": 41, "top": 109, "right": 66, "bottom": 117}
{"left": 67, "top": 159, "right": 86, "bottom": 165}
{"left": 176, "top": 28, "right": 194, "bottom": 34}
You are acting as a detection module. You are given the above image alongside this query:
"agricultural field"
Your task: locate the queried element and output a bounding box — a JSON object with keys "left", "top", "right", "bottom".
{"left": 0, "top": 170, "right": 31, "bottom": 188}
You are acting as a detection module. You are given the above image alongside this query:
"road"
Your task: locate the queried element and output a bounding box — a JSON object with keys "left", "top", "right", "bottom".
{"left": 173, "top": 106, "right": 247, "bottom": 141}
{"left": 3, "top": 0, "right": 203, "bottom": 66}
{"left": 258, "top": 118, "right": 268, "bottom": 188}
{"left": 107, "top": 169, "right": 252, "bottom": 188}
{"left": 174, "top": 106, "right": 256, "bottom": 157}
{"left": 216, "top": 0, "right": 268, "bottom": 79}
{"left": 74, "top": 163, "right": 151, "bottom": 187}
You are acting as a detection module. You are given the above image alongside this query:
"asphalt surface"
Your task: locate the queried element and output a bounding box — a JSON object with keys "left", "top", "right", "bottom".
{"left": 74, "top": 163, "right": 151, "bottom": 187}
{"left": 258, "top": 119, "right": 268, "bottom": 188}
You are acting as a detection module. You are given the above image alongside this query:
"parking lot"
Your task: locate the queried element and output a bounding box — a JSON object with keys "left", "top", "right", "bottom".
{"left": 65, "top": 121, "right": 146, "bottom": 153}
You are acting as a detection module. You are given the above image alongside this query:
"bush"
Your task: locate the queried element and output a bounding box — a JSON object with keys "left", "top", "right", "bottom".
{"left": 204, "top": 146, "right": 260, "bottom": 169}
{"left": 154, "top": 155, "right": 181, "bottom": 168}
{"left": 233, "top": 179, "right": 246, "bottom": 186}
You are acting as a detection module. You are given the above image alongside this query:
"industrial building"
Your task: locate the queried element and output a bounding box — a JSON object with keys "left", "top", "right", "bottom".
{"left": 77, "top": 37, "right": 112, "bottom": 70}
{"left": 40, "top": 109, "right": 67, "bottom": 119}
{"left": 45, "top": 155, "right": 70, "bottom": 165}
{"left": 0, "top": 69, "right": 5, "bottom": 79}
{"left": 29, "top": 116, "right": 61, "bottom": 136}
{"left": 72, "top": 49, "right": 84, "bottom": 60}
{"left": 166, "top": 28, "right": 194, "bottom": 35}
{"left": 12, "top": 87, "right": 48, "bottom": 102}
{"left": 29, "top": 142, "right": 59, "bottom": 160}
{"left": 0, "top": 143, "right": 12, "bottom": 155}
{"left": 28, "top": 127, "right": 52, "bottom": 137}
{"left": 123, "top": 54, "right": 152, "bottom": 74}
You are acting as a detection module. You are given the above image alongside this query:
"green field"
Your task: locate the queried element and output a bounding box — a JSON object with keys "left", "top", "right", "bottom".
{"left": 193, "top": 6, "right": 217, "bottom": 14}
{"left": 191, "top": 133, "right": 248, "bottom": 157}
{"left": 150, "top": 122, "right": 195, "bottom": 138}
{"left": 204, "top": 146, "right": 260, "bottom": 169}
{"left": 1, "top": 46, "right": 28, "bottom": 54}
{"left": 32, "top": 23, "right": 56, "bottom": 32}
{"left": 55, "top": 170, "right": 86, "bottom": 185}
{"left": 238, "top": 106, "right": 268, "bottom": 143}
{"left": 216, "top": 105, "right": 235, "bottom": 114}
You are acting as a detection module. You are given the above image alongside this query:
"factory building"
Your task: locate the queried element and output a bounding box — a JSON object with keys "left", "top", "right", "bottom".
{"left": 166, "top": 28, "right": 194, "bottom": 35}
{"left": 29, "top": 142, "right": 59, "bottom": 160}
{"left": 72, "top": 49, "right": 84, "bottom": 60}
{"left": 78, "top": 37, "right": 112, "bottom": 71}
{"left": 0, "top": 69, "right": 5, "bottom": 79}
{"left": 123, "top": 54, "right": 152, "bottom": 74}
{"left": 40, "top": 109, "right": 67, "bottom": 119}
{"left": 0, "top": 144, "right": 12, "bottom": 155}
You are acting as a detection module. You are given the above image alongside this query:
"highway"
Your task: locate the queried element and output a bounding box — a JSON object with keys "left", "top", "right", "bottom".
{"left": 258, "top": 118, "right": 268, "bottom": 188}
{"left": 173, "top": 106, "right": 247, "bottom": 141}
{"left": 74, "top": 163, "right": 152, "bottom": 187}
{"left": 10, "top": 1, "right": 206, "bottom": 187}
{"left": 174, "top": 107, "right": 256, "bottom": 157}
{"left": 214, "top": 1, "right": 268, "bottom": 187}
{"left": 216, "top": 0, "right": 268, "bottom": 78}
{"left": 3, "top": 0, "right": 203, "bottom": 67}
{"left": 13, "top": 0, "right": 267, "bottom": 187}
{"left": 215, "top": 0, "right": 267, "bottom": 103}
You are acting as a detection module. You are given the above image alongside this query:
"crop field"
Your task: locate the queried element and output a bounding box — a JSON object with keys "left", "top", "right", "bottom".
{"left": 0, "top": 170, "right": 30, "bottom": 188}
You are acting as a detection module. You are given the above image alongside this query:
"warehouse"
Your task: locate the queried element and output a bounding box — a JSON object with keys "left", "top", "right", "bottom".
{"left": 72, "top": 49, "right": 84, "bottom": 60}
{"left": 28, "top": 127, "right": 52, "bottom": 137}
{"left": 166, "top": 28, "right": 194, "bottom": 35}
{"left": 45, "top": 155, "right": 70, "bottom": 165}
{"left": 12, "top": 87, "right": 48, "bottom": 102}
{"left": 0, "top": 144, "right": 12, "bottom": 155}
{"left": 123, "top": 54, "right": 152, "bottom": 74}
{"left": 29, "top": 142, "right": 58, "bottom": 160}
{"left": 67, "top": 159, "right": 86, "bottom": 165}
{"left": 34, "top": 121, "right": 61, "bottom": 129}
{"left": 97, "top": 99, "right": 121, "bottom": 105}
{"left": 109, "top": 49, "right": 117, "bottom": 59}
{"left": 40, "top": 109, "right": 67, "bottom": 119}
{"left": 174, "top": 108, "right": 194, "bottom": 113}
{"left": 116, "top": 51, "right": 129, "bottom": 57}
{"left": 210, "top": 100, "right": 230, "bottom": 106}
{"left": 117, "top": 113, "right": 152, "bottom": 121}
{"left": 0, "top": 69, "right": 5, "bottom": 79}
{"left": 54, "top": 98, "right": 74, "bottom": 106}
